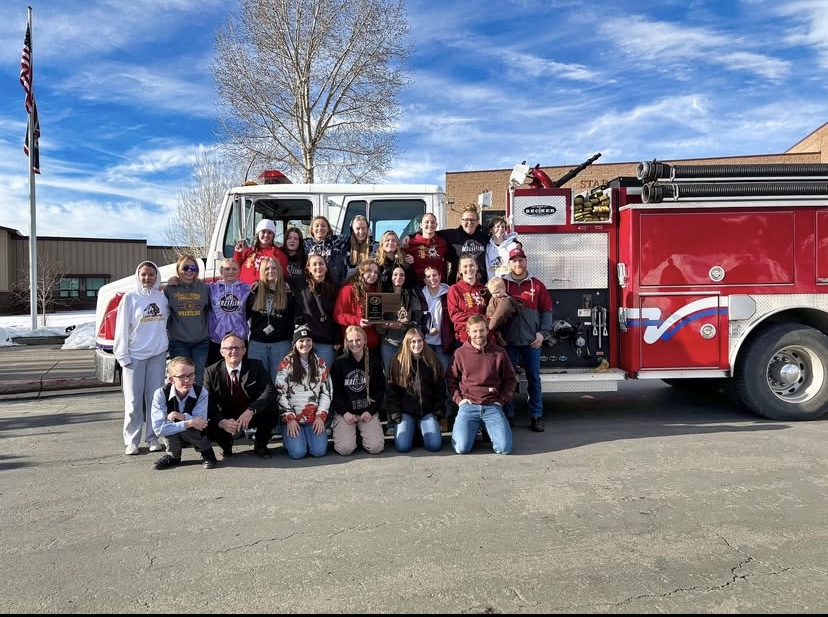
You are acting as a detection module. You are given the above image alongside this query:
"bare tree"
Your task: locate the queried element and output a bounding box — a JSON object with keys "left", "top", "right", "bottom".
{"left": 12, "top": 255, "right": 67, "bottom": 326}
{"left": 162, "top": 147, "right": 234, "bottom": 261}
{"left": 212, "top": 0, "right": 410, "bottom": 184}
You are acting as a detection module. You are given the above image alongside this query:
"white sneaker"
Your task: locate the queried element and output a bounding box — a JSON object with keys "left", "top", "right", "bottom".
{"left": 148, "top": 442, "right": 163, "bottom": 452}
{"left": 125, "top": 445, "right": 139, "bottom": 455}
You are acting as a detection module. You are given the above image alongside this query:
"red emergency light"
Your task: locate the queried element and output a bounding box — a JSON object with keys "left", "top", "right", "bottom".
{"left": 257, "top": 170, "right": 292, "bottom": 185}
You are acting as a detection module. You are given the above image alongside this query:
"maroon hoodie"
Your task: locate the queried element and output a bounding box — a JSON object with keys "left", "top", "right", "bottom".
{"left": 446, "top": 340, "right": 516, "bottom": 406}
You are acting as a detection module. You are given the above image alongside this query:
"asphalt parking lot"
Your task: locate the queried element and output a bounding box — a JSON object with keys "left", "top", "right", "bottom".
{"left": 1, "top": 371, "right": 826, "bottom": 613}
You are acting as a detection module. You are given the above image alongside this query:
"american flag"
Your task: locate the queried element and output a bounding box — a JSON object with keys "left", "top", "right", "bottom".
{"left": 20, "top": 23, "right": 40, "bottom": 174}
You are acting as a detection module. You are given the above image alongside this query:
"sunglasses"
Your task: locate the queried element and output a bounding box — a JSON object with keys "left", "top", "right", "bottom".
{"left": 181, "top": 265, "right": 198, "bottom": 273}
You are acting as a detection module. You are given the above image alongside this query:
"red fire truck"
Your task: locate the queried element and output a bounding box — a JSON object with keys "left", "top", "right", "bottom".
{"left": 507, "top": 159, "right": 828, "bottom": 421}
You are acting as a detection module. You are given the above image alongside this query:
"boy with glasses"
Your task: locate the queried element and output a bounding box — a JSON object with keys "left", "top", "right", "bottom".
{"left": 149, "top": 356, "right": 218, "bottom": 470}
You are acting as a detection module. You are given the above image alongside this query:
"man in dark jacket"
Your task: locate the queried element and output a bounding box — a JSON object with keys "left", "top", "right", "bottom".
{"left": 446, "top": 315, "right": 516, "bottom": 454}
{"left": 204, "top": 332, "right": 278, "bottom": 459}
{"left": 437, "top": 204, "right": 490, "bottom": 283}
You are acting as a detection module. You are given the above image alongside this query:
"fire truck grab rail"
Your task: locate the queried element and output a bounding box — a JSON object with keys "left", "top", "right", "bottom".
{"left": 642, "top": 181, "right": 828, "bottom": 203}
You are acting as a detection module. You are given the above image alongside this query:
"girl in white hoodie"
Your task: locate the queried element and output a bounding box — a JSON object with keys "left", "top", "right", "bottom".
{"left": 114, "top": 261, "right": 170, "bottom": 455}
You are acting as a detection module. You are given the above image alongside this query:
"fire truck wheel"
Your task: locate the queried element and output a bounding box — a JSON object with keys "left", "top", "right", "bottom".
{"left": 735, "top": 323, "right": 828, "bottom": 421}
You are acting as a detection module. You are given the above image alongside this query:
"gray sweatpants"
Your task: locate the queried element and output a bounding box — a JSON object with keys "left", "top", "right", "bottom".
{"left": 122, "top": 352, "right": 167, "bottom": 448}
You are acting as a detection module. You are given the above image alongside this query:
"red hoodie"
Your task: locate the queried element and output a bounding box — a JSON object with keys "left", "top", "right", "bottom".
{"left": 447, "top": 279, "right": 490, "bottom": 343}
{"left": 446, "top": 340, "right": 516, "bottom": 406}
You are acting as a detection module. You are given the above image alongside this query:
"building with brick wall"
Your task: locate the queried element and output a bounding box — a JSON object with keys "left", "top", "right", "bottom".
{"left": 445, "top": 122, "right": 828, "bottom": 229}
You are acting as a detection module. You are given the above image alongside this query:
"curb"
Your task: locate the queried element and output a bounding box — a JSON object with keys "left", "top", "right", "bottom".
{"left": 0, "top": 377, "right": 105, "bottom": 395}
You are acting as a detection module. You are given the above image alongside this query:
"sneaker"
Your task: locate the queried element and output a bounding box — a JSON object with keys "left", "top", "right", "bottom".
{"left": 148, "top": 441, "right": 164, "bottom": 452}
{"left": 529, "top": 417, "right": 545, "bottom": 432}
{"left": 219, "top": 447, "right": 233, "bottom": 460}
{"left": 152, "top": 454, "right": 180, "bottom": 470}
{"left": 385, "top": 424, "right": 396, "bottom": 437}
{"left": 125, "top": 444, "right": 139, "bottom": 455}
{"left": 202, "top": 457, "right": 217, "bottom": 470}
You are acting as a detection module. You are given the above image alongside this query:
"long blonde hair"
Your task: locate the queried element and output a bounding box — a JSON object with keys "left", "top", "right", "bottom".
{"left": 251, "top": 257, "right": 288, "bottom": 313}
{"left": 348, "top": 215, "right": 373, "bottom": 266}
{"left": 389, "top": 328, "right": 443, "bottom": 389}
{"left": 375, "top": 230, "right": 406, "bottom": 267}
{"left": 344, "top": 325, "right": 375, "bottom": 404}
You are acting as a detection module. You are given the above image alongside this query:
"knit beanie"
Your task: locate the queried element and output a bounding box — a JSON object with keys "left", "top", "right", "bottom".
{"left": 292, "top": 325, "right": 312, "bottom": 346}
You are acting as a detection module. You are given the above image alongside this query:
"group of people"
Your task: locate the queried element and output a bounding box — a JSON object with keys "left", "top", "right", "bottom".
{"left": 113, "top": 205, "right": 554, "bottom": 470}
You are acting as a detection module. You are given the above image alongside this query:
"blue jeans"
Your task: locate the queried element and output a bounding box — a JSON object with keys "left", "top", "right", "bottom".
{"left": 428, "top": 344, "right": 451, "bottom": 372}
{"left": 168, "top": 339, "right": 209, "bottom": 385}
{"left": 248, "top": 339, "right": 291, "bottom": 381}
{"left": 381, "top": 341, "right": 400, "bottom": 373}
{"left": 393, "top": 413, "right": 443, "bottom": 453}
{"left": 313, "top": 343, "right": 338, "bottom": 370}
{"left": 451, "top": 403, "right": 512, "bottom": 454}
{"left": 505, "top": 345, "right": 542, "bottom": 419}
{"left": 282, "top": 423, "right": 329, "bottom": 459}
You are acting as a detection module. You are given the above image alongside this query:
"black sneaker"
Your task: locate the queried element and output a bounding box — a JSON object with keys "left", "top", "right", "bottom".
{"left": 219, "top": 447, "right": 233, "bottom": 460}
{"left": 202, "top": 457, "right": 217, "bottom": 470}
{"left": 529, "top": 417, "right": 545, "bottom": 432}
{"left": 152, "top": 454, "right": 180, "bottom": 470}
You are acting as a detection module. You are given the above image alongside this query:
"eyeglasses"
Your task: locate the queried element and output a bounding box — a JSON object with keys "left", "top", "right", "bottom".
{"left": 172, "top": 374, "right": 195, "bottom": 382}
{"left": 181, "top": 265, "right": 198, "bottom": 273}
{"left": 221, "top": 346, "right": 243, "bottom": 352}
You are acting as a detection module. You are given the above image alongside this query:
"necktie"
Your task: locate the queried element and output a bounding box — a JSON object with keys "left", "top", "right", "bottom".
{"left": 230, "top": 369, "right": 239, "bottom": 395}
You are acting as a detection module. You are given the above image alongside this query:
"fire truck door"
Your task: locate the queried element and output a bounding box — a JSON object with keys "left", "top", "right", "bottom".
{"left": 638, "top": 294, "right": 723, "bottom": 370}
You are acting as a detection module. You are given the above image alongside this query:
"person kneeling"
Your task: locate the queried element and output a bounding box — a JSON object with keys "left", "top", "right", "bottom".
{"left": 150, "top": 356, "right": 217, "bottom": 470}
{"left": 275, "top": 326, "right": 332, "bottom": 459}
{"left": 330, "top": 326, "right": 386, "bottom": 456}
{"left": 447, "top": 316, "right": 516, "bottom": 455}
{"left": 386, "top": 328, "right": 445, "bottom": 453}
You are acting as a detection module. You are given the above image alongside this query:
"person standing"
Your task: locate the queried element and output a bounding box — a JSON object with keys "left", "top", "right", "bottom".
{"left": 342, "top": 215, "right": 377, "bottom": 281}
{"left": 304, "top": 215, "right": 348, "bottom": 285}
{"left": 203, "top": 333, "right": 279, "bottom": 459}
{"left": 282, "top": 227, "right": 308, "bottom": 287}
{"left": 333, "top": 259, "right": 382, "bottom": 354}
{"left": 501, "top": 248, "right": 554, "bottom": 432}
{"left": 447, "top": 316, "right": 516, "bottom": 455}
{"left": 114, "top": 260, "right": 169, "bottom": 455}
{"left": 234, "top": 218, "right": 289, "bottom": 285}
{"left": 292, "top": 254, "right": 342, "bottom": 369}
{"left": 386, "top": 328, "right": 446, "bottom": 453}
{"left": 274, "top": 326, "right": 332, "bottom": 459}
{"left": 404, "top": 212, "right": 449, "bottom": 286}
{"left": 207, "top": 259, "right": 251, "bottom": 366}
{"left": 149, "top": 356, "right": 217, "bottom": 470}
{"left": 329, "top": 325, "right": 385, "bottom": 456}
{"left": 446, "top": 254, "right": 491, "bottom": 347}
{"left": 421, "top": 265, "right": 454, "bottom": 371}
{"left": 484, "top": 216, "right": 521, "bottom": 281}
{"left": 246, "top": 257, "right": 295, "bottom": 381}
{"left": 164, "top": 254, "right": 211, "bottom": 384}
{"left": 438, "top": 204, "right": 489, "bottom": 283}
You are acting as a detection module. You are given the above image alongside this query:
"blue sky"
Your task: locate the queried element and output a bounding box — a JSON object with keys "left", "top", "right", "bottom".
{"left": 2, "top": 0, "right": 827, "bottom": 244}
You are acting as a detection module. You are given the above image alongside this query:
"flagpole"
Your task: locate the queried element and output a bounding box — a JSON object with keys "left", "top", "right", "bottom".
{"left": 26, "top": 6, "right": 38, "bottom": 330}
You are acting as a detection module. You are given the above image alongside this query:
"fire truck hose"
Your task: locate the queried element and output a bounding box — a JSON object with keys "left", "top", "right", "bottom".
{"left": 642, "top": 181, "right": 828, "bottom": 203}
{"left": 637, "top": 160, "right": 828, "bottom": 182}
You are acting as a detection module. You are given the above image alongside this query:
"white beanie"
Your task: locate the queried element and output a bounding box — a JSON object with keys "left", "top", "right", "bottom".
{"left": 256, "top": 219, "right": 277, "bottom": 235}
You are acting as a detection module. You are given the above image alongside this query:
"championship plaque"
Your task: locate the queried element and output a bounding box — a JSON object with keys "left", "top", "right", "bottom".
{"left": 366, "top": 292, "right": 401, "bottom": 322}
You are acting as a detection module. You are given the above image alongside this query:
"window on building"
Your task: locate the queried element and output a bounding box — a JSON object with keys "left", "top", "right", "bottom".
{"left": 85, "top": 277, "right": 108, "bottom": 298}
{"left": 59, "top": 277, "right": 80, "bottom": 298}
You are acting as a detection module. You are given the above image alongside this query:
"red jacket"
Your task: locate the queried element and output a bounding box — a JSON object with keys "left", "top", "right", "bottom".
{"left": 234, "top": 246, "right": 289, "bottom": 285}
{"left": 333, "top": 282, "right": 380, "bottom": 349}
